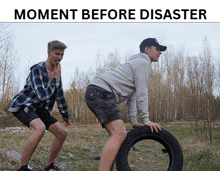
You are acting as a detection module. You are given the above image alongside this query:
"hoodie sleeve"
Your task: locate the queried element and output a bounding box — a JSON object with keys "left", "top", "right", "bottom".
{"left": 132, "top": 58, "right": 151, "bottom": 125}
{"left": 126, "top": 92, "right": 138, "bottom": 127}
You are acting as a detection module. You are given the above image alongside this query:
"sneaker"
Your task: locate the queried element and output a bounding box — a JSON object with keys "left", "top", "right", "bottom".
{"left": 16, "top": 165, "right": 32, "bottom": 171}
{"left": 44, "top": 163, "right": 60, "bottom": 171}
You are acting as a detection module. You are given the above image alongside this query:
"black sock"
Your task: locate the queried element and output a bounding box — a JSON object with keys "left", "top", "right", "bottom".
{"left": 45, "top": 163, "right": 53, "bottom": 168}
{"left": 19, "top": 165, "right": 28, "bottom": 169}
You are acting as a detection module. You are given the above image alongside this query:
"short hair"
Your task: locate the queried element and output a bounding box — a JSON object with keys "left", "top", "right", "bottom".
{"left": 48, "top": 40, "right": 67, "bottom": 51}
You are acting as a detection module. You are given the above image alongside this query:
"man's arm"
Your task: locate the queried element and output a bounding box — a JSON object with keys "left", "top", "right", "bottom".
{"left": 133, "top": 61, "right": 151, "bottom": 125}
{"left": 126, "top": 92, "right": 161, "bottom": 132}
{"left": 56, "top": 79, "right": 71, "bottom": 123}
{"left": 54, "top": 63, "right": 71, "bottom": 126}
{"left": 126, "top": 92, "right": 142, "bottom": 128}
{"left": 126, "top": 92, "right": 138, "bottom": 127}
{"left": 132, "top": 59, "right": 162, "bottom": 132}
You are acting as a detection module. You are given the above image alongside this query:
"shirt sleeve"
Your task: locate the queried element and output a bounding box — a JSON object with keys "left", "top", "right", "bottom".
{"left": 31, "top": 68, "right": 58, "bottom": 101}
{"left": 56, "top": 79, "right": 70, "bottom": 121}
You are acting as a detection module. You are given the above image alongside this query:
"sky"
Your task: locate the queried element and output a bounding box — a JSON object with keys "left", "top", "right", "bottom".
{"left": 1, "top": 1, "right": 219, "bottom": 90}
{"left": 8, "top": 23, "right": 220, "bottom": 90}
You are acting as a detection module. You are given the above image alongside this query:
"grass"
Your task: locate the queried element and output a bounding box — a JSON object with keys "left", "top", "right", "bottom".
{"left": 127, "top": 139, "right": 169, "bottom": 171}
{"left": 0, "top": 122, "right": 220, "bottom": 171}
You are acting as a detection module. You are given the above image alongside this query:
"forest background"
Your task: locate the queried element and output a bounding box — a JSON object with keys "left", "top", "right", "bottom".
{"left": 0, "top": 23, "right": 219, "bottom": 144}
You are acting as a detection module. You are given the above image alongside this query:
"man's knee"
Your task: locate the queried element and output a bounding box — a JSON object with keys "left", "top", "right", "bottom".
{"left": 30, "top": 119, "right": 46, "bottom": 137}
{"left": 61, "top": 129, "right": 68, "bottom": 139}
{"left": 112, "top": 128, "right": 127, "bottom": 143}
{"left": 31, "top": 125, "right": 46, "bottom": 139}
{"left": 37, "top": 125, "right": 46, "bottom": 136}
{"left": 56, "top": 128, "right": 68, "bottom": 140}
{"left": 105, "top": 120, "right": 127, "bottom": 141}
{"left": 118, "top": 129, "right": 127, "bottom": 141}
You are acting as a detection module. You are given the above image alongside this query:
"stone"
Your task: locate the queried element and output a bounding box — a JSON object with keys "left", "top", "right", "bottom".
{"left": 6, "top": 150, "right": 21, "bottom": 161}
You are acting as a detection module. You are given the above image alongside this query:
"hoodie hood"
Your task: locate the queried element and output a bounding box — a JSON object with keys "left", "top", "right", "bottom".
{"left": 129, "top": 52, "right": 151, "bottom": 62}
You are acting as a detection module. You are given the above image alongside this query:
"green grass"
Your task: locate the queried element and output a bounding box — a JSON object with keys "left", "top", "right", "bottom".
{"left": 0, "top": 122, "right": 219, "bottom": 171}
{"left": 127, "top": 139, "right": 169, "bottom": 171}
{"left": 163, "top": 122, "right": 220, "bottom": 171}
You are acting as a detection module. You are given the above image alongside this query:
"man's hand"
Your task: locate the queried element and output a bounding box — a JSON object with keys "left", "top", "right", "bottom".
{"left": 64, "top": 119, "right": 71, "bottom": 127}
{"left": 54, "top": 63, "right": 61, "bottom": 80}
{"left": 146, "top": 122, "right": 162, "bottom": 133}
{"left": 133, "top": 123, "right": 143, "bottom": 129}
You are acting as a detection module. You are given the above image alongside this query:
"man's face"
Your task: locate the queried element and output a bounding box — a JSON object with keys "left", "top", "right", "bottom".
{"left": 145, "top": 46, "right": 162, "bottom": 62}
{"left": 47, "top": 49, "right": 64, "bottom": 67}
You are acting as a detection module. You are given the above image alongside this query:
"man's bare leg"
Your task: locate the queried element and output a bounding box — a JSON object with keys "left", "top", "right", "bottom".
{"left": 19, "top": 119, "right": 46, "bottom": 167}
{"left": 46, "top": 122, "right": 68, "bottom": 166}
{"left": 99, "top": 119, "right": 127, "bottom": 171}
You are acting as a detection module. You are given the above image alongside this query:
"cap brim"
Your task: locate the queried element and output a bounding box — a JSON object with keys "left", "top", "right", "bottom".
{"left": 159, "top": 45, "right": 167, "bottom": 52}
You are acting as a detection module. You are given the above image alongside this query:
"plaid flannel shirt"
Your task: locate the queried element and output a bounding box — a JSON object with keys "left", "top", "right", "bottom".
{"left": 8, "top": 62, "right": 70, "bottom": 121}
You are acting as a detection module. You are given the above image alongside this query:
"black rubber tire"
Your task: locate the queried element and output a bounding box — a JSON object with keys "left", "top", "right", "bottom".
{"left": 116, "top": 126, "right": 183, "bottom": 171}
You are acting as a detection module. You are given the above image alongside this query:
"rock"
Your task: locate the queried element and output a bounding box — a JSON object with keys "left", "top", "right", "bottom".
{"left": 1, "top": 127, "right": 28, "bottom": 133}
{"left": 67, "top": 153, "right": 74, "bottom": 157}
{"left": 6, "top": 150, "right": 32, "bottom": 170}
{"left": 90, "top": 156, "right": 101, "bottom": 160}
{"left": 129, "top": 165, "right": 135, "bottom": 167}
{"left": 6, "top": 150, "right": 21, "bottom": 161}
{"left": 30, "top": 165, "right": 42, "bottom": 170}
{"left": 87, "top": 146, "right": 96, "bottom": 152}
{"left": 162, "top": 148, "right": 168, "bottom": 153}
{"left": 132, "top": 146, "right": 139, "bottom": 151}
{"left": 12, "top": 129, "right": 21, "bottom": 133}
{"left": 43, "top": 148, "right": 50, "bottom": 152}
{"left": 2, "top": 127, "right": 18, "bottom": 131}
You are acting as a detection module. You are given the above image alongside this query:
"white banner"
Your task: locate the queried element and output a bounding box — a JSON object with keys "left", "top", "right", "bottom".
{"left": 0, "top": 0, "right": 218, "bottom": 22}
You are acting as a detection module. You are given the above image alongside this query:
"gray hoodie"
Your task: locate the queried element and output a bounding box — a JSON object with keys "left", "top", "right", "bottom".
{"left": 91, "top": 52, "right": 152, "bottom": 126}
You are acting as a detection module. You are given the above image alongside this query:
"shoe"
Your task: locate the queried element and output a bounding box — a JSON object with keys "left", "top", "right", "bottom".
{"left": 16, "top": 165, "right": 32, "bottom": 171}
{"left": 44, "top": 163, "right": 60, "bottom": 171}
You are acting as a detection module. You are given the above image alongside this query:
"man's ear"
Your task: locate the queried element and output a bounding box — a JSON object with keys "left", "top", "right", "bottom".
{"left": 47, "top": 50, "right": 50, "bottom": 56}
{"left": 144, "top": 46, "right": 149, "bottom": 53}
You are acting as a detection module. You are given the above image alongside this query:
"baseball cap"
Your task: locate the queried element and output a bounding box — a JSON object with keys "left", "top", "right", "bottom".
{"left": 139, "top": 38, "right": 167, "bottom": 52}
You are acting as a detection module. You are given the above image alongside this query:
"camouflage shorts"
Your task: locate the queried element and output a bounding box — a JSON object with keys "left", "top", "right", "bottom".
{"left": 85, "top": 85, "right": 123, "bottom": 128}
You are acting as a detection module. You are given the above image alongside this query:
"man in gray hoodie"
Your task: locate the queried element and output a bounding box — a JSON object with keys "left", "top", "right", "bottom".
{"left": 85, "top": 38, "right": 167, "bottom": 171}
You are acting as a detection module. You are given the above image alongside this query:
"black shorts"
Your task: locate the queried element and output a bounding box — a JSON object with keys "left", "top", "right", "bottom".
{"left": 12, "top": 107, "right": 58, "bottom": 130}
{"left": 85, "top": 85, "right": 123, "bottom": 128}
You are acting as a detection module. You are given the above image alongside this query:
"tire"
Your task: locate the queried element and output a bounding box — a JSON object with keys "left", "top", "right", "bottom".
{"left": 116, "top": 126, "right": 183, "bottom": 171}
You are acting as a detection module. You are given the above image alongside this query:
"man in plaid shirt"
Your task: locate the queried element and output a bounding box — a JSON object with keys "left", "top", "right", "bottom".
{"left": 9, "top": 40, "right": 71, "bottom": 171}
